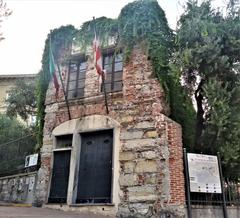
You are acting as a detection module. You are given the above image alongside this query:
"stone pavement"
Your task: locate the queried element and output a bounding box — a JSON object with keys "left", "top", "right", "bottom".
{"left": 0, "top": 206, "right": 112, "bottom": 218}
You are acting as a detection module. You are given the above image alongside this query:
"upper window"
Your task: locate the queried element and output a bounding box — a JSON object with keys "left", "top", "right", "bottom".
{"left": 103, "top": 53, "right": 123, "bottom": 92}
{"left": 67, "top": 59, "right": 87, "bottom": 99}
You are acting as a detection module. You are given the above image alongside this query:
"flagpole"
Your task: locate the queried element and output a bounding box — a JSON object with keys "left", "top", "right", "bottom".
{"left": 56, "top": 63, "right": 72, "bottom": 120}
{"left": 50, "top": 30, "right": 72, "bottom": 120}
{"left": 93, "top": 17, "right": 109, "bottom": 114}
{"left": 102, "top": 73, "right": 109, "bottom": 114}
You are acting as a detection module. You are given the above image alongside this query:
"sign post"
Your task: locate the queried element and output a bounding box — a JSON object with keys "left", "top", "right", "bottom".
{"left": 183, "top": 148, "right": 192, "bottom": 218}
{"left": 185, "top": 152, "right": 228, "bottom": 218}
{"left": 187, "top": 153, "right": 222, "bottom": 193}
{"left": 217, "top": 152, "right": 228, "bottom": 218}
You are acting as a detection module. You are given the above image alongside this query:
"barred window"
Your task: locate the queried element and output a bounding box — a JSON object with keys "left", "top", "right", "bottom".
{"left": 103, "top": 53, "right": 123, "bottom": 92}
{"left": 67, "top": 59, "right": 87, "bottom": 99}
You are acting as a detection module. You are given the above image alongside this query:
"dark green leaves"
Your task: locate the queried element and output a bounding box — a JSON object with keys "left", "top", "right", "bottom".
{"left": 6, "top": 80, "right": 36, "bottom": 121}
{"left": 177, "top": 0, "right": 240, "bottom": 177}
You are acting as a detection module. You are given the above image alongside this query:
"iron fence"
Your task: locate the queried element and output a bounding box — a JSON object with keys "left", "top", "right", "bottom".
{"left": 190, "top": 179, "right": 240, "bottom": 206}
{"left": 0, "top": 134, "right": 38, "bottom": 177}
{"left": 184, "top": 149, "right": 240, "bottom": 218}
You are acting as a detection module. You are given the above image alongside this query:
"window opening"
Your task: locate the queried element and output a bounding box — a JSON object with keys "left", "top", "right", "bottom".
{"left": 103, "top": 52, "right": 123, "bottom": 92}
{"left": 56, "top": 134, "right": 73, "bottom": 148}
{"left": 67, "top": 59, "right": 87, "bottom": 99}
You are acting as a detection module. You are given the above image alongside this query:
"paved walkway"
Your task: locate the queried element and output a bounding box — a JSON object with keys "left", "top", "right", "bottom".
{"left": 0, "top": 206, "right": 111, "bottom": 218}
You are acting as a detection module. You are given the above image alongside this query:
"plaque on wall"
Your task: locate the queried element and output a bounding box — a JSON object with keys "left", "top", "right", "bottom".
{"left": 25, "top": 153, "right": 39, "bottom": 168}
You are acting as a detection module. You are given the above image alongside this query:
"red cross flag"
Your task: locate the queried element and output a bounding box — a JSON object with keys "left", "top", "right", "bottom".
{"left": 93, "top": 34, "right": 103, "bottom": 76}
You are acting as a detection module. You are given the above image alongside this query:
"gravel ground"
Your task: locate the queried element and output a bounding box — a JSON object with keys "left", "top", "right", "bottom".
{"left": 0, "top": 206, "right": 111, "bottom": 218}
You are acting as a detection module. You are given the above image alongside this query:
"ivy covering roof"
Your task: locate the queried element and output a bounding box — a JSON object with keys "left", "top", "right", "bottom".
{"left": 36, "top": 0, "right": 195, "bottom": 149}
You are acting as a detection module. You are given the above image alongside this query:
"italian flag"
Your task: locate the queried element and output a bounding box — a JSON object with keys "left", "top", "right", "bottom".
{"left": 49, "top": 42, "right": 60, "bottom": 95}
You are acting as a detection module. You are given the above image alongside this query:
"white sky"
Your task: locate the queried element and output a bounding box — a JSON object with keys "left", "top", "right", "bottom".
{"left": 0, "top": 0, "right": 224, "bottom": 75}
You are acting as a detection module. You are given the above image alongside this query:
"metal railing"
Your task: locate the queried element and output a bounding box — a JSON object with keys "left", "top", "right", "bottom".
{"left": 190, "top": 180, "right": 240, "bottom": 206}
{"left": 183, "top": 149, "right": 240, "bottom": 218}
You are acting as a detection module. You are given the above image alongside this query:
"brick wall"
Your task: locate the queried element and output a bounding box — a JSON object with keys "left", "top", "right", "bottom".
{"left": 167, "top": 119, "right": 185, "bottom": 205}
{"left": 35, "top": 47, "right": 186, "bottom": 217}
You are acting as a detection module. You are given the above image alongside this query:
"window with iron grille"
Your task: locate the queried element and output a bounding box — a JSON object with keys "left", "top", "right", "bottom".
{"left": 103, "top": 53, "right": 123, "bottom": 92}
{"left": 67, "top": 59, "right": 87, "bottom": 99}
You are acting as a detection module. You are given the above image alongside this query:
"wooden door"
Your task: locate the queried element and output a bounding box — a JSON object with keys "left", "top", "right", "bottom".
{"left": 76, "top": 130, "right": 113, "bottom": 203}
{"left": 48, "top": 150, "right": 71, "bottom": 203}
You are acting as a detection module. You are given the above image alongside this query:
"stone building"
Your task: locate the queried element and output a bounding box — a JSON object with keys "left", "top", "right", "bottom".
{"left": 0, "top": 74, "right": 36, "bottom": 125}
{"left": 34, "top": 39, "right": 185, "bottom": 217}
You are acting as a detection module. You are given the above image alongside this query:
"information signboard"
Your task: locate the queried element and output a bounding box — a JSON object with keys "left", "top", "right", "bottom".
{"left": 25, "top": 153, "right": 39, "bottom": 168}
{"left": 187, "top": 153, "right": 222, "bottom": 193}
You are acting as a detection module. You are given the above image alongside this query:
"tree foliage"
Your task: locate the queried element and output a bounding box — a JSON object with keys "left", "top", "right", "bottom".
{"left": 177, "top": 0, "right": 240, "bottom": 176}
{"left": 0, "top": 114, "right": 36, "bottom": 177}
{"left": 6, "top": 80, "right": 36, "bottom": 121}
{"left": 0, "top": 0, "right": 11, "bottom": 41}
{"left": 168, "top": 64, "right": 196, "bottom": 150}
{"left": 0, "top": 113, "right": 33, "bottom": 144}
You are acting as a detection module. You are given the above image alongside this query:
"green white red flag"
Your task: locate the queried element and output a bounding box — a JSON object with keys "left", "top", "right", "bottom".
{"left": 49, "top": 39, "right": 60, "bottom": 95}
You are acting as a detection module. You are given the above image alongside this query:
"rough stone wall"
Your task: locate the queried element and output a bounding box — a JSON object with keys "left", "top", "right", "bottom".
{"left": 35, "top": 47, "right": 185, "bottom": 217}
{"left": 0, "top": 172, "right": 37, "bottom": 204}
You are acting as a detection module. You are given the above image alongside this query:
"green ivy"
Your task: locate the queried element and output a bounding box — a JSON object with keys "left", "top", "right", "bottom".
{"left": 72, "top": 0, "right": 175, "bottom": 100}
{"left": 36, "top": 25, "right": 76, "bottom": 147}
{"left": 74, "top": 17, "right": 118, "bottom": 51}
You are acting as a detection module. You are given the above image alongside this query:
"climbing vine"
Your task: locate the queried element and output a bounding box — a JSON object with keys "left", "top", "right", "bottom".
{"left": 36, "top": 0, "right": 195, "bottom": 148}
{"left": 72, "top": 0, "right": 175, "bottom": 101}
{"left": 74, "top": 17, "right": 118, "bottom": 51}
{"left": 36, "top": 25, "right": 76, "bottom": 146}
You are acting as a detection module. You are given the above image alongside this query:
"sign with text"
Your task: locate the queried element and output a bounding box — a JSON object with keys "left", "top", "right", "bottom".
{"left": 25, "top": 153, "right": 39, "bottom": 168}
{"left": 187, "top": 153, "right": 222, "bottom": 193}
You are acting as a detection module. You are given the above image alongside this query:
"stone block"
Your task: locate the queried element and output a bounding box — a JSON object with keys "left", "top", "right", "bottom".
{"left": 124, "top": 161, "right": 135, "bottom": 173}
{"left": 144, "top": 130, "right": 158, "bottom": 138}
{"left": 141, "top": 84, "right": 151, "bottom": 94}
{"left": 134, "top": 121, "right": 154, "bottom": 129}
{"left": 145, "top": 173, "right": 157, "bottom": 184}
{"left": 128, "top": 203, "right": 153, "bottom": 215}
{"left": 135, "top": 160, "right": 158, "bottom": 173}
{"left": 141, "top": 151, "right": 158, "bottom": 159}
{"left": 127, "top": 185, "right": 155, "bottom": 194}
{"left": 128, "top": 194, "right": 158, "bottom": 203}
{"left": 119, "top": 174, "right": 138, "bottom": 187}
{"left": 120, "top": 130, "right": 143, "bottom": 140}
{"left": 128, "top": 186, "right": 157, "bottom": 202}
{"left": 120, "top": 116, "right": 134, "bottom": 123}
{"left": 119, "top": 152, "right": 135, "bottom": 161}
{"left": 124, "top": 138, "right": 158, "bottom": 150}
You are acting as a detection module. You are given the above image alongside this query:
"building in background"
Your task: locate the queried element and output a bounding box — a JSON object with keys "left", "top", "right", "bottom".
{"left": 0, "top": 74, "right": 36, "bottom": 125}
